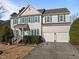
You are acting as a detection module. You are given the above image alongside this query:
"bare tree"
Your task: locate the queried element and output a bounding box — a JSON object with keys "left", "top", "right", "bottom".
{"left": 0, "top": 2, "right": 7, "bottom": 19}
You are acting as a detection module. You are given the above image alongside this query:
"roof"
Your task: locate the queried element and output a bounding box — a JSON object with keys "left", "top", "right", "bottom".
{"left": 11, "top": 5, "right": 70, "bottom": 18}
{"left": 38, "top": 9, "right": 45, "bottom": 14}
{"left": 14, "top": 24, "right": 29, "bottom": 29}
{"left": 38, "top": 8, "right": 70, "bottom": 15}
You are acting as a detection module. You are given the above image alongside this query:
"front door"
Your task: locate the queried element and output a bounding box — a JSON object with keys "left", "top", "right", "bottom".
{"left": 16, "top": 30, "right": 19, "bottom": 37}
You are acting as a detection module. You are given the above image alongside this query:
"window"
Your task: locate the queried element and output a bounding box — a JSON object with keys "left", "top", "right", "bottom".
{"left": 29, "top": 29, "right": 39, "bottom": 36}
{"left": 25, "top": 17, "right": 28, "bottom": 24}
{"left": 37, "top": 29, "right": 39, "bottom": 35}
{"left": 16, "top": 30, "right": 19, "bottom": 36}
{"left": 33, "top": 29, "right": 36, "bottom": 35}
{"left": 14, "top": 19, "right": 18, "bottom": 24}
{"left": 18, "top": 16, "right": 40, "bottom": 24}
{"left": 45, "top": 16, "right": 52, "bottom": 23}
{"left": 20, "top": 17, "right": 25, "bottom": 24}
{"left": 27, "top": 29, "right": 30, "bottom": 35}
{"left": 34, "top": 16, "right": 40, "bottom": 23}
{"left": 30, "top": 16, "right": 34, "bottom": 23}
{"left": 58, "top": 15, "right": 65, "bottom": 22}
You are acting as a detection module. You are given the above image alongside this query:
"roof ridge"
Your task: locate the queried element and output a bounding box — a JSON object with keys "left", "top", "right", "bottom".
{"left": 45, "top": 8, "right": 68, "bottom": 11}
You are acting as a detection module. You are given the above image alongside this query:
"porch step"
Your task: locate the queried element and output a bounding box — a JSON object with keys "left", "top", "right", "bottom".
{"left": 12, "top": 36, "right": 22, "bottom": 44}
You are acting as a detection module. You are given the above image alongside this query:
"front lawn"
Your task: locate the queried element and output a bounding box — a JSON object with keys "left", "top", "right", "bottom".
{"left": 0, "top": 43, "right": 34, "bottom": 59}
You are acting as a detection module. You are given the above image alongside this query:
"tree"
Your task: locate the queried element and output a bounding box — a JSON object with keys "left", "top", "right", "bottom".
{"left": 0, "top": 26, "right": 14, "bottom": 43}
{"left": 0, "top": 2, "right": 7, "bottom": 19}
{"left": 69, "top": 18, "right": 79, "bottom": 44}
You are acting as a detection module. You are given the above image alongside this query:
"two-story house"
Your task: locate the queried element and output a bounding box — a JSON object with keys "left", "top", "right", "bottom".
{"left": 11, "top": 5, "right": 71, "bottom": 42}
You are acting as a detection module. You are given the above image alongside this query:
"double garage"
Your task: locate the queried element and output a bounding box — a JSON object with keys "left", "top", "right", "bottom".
{"left": 43, "top": 24, "right": 70, "bottom": 42}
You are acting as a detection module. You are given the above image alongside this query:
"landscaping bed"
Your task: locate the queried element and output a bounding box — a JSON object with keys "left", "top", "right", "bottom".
{"left": 0, "top": 43, "right": 34, "bottom": 59}
{"left": 73, "top": 45, "right": 79, "bottom": 51}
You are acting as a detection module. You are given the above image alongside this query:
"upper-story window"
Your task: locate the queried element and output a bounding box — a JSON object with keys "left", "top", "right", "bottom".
{"left": 29, "top": 16, "right": 34, "bottom": 23}
{"left": 14, "top": 19, "right": 18, "bottom": 24}
{"left": 29, "top": 16, "right": 40, "bottom": 23}
{"left": 58, "top": 15, "right": 65, "bottom": 22}
{"left": 34, "top": 16, "right": 40, "bottom": 23}
{"left": 25, "top": 17, "right": 28, "bottom": 24}
{"left": 15, "top": 16, "right": 40, "bottom": 25}
{"left": 45, "top": 16, "right": 52, "bottom": 23}
{"left": 20, "top": 17, "right": 25, "bottom": 24}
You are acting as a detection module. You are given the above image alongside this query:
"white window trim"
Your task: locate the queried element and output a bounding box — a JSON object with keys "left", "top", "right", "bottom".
{"left": 58, "top": 15, "right": 65, "bottom": 22}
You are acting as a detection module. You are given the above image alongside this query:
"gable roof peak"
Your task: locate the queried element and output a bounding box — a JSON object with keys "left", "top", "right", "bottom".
{"left": 25, "top": 4, "right": 32, "bottom": 8}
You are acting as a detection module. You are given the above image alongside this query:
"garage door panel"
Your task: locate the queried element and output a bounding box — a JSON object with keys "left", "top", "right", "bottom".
{"left": 56, "top": 33, "right": 69, "bottom": 42}
{"left": 44, "top": 33, "right": 54, "bottom": 42}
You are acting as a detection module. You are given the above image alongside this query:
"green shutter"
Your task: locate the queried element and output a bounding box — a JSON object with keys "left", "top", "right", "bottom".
{"left": 38, "top": 16, "right": 40, "bottom": 23}
{"left": 64, "top": 15, "right": 65, "bottom": 22}
{"left": 22, "top": 17, "right": 24, "bottom": 23}
{"left": 58, "top": 15, "right": 59, "bottom": 22}
{"left": 45, "top": 16, "right": 47, "bottom": 23}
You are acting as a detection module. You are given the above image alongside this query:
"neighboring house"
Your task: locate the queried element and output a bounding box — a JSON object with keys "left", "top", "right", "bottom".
{"left": 10, "top": 5, "right": 71, "bottom": 42}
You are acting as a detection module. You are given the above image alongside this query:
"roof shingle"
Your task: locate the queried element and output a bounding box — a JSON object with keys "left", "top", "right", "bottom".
{"left": 38, "top": 8, "right": 70, "bottom": 15}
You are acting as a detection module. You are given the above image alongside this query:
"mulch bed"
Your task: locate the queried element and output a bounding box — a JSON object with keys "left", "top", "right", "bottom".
{"left": 73, "top": 45, "right": 79, "bottom": 51}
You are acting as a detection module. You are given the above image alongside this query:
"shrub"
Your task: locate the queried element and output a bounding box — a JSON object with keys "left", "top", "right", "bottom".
{"left": 69, "top": 18, "right": 79, "bottom": 44}
{"left": 23, "top": 36, "right": 43, "bottom": 44}
{"left": 0, "top": 26, "right": 14, "bottom": 43}
{"left": 23, "top": 36, "right": 32, "bottom": 44}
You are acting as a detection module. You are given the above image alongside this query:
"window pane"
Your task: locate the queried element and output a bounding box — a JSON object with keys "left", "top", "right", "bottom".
{"left": 59, "top": 15, "right": 64, "bottom": 22}
{"left": 25, "top": 17, "right": 28, "bottom": 24}
{"left": 33, "top": 29, "right": 36, "bottom": 35}
{"left": 28, "top": 17, "right": 30, "bottom": 23}
{"left": 37, "top": 29, "right": 39, "bottom": 35}
{"left": 35, "top": 16, "right": 38, "bottom": 22}
{"left": 45, "top": 16, "right": 52, "bottom": 23}
{"left": 15, "top": 19, "right": 18, "bottom": 24}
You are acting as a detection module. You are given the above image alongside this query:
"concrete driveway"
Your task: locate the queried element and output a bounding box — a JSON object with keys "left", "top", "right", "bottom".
{"left": 22, "top": 42, "right": 79, "bottom": 59}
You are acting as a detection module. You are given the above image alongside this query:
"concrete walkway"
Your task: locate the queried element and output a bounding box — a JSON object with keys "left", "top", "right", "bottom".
{"left": 22, "top": 43, "right": 79, "bottom": 59}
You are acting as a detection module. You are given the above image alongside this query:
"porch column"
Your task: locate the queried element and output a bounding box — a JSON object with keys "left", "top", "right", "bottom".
{"left": 14, "top": 28, "right": 16, "bottom": 38}
{"left": 22, "top": 28, "right": 24, "bottom": 40}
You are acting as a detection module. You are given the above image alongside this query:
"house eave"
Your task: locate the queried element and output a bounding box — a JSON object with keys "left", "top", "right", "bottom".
{"left": 42, "top": 22, "right": 71, "bottom": 26}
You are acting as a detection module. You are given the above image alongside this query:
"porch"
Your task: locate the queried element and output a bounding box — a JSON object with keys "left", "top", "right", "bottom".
{"left": 13, "top": 24, "right": 29, "bottom": 44}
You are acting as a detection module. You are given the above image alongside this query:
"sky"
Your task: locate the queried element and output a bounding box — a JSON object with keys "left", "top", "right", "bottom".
{"left": 0, "top": 0, "right": 79, "bottom": 20}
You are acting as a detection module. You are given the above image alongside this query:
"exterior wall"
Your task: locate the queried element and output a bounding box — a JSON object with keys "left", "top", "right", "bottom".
{"left": 11, "top": 16, "right": 42, "bottom": 36}
{"left": 11, "top": 19, "right": 21, "bottom": 37}
{"left": 24, "top": 16, "right": 42, "bottom": 36}
{"left": 10, "top": 19, "right": 14, "bottom": 30}
{"left": 21, "top": 6, "right": 41, "bottom": 16}
{"left": 65, "top": 15, "right": 70, "bottom": 22}
{"left": 11, "top": 19, "right": 15, "bottom": 36}
{"left": 43, "top": 25, "right": 70, "bottom": 33}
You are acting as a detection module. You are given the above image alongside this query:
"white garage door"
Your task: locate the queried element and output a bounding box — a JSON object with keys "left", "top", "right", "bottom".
{"left": 43, "top": 32, "right": 69, "bottom": 42}
{"left": 43, "top": 33, "right": 54, "bottom": 42}
{"left": 56, "top": 33, "right": 69, "bottom": 42}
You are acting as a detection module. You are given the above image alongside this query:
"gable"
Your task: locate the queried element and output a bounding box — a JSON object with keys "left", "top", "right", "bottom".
{"left": 20, "top": 5, "right": 41, "bottom": 16}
